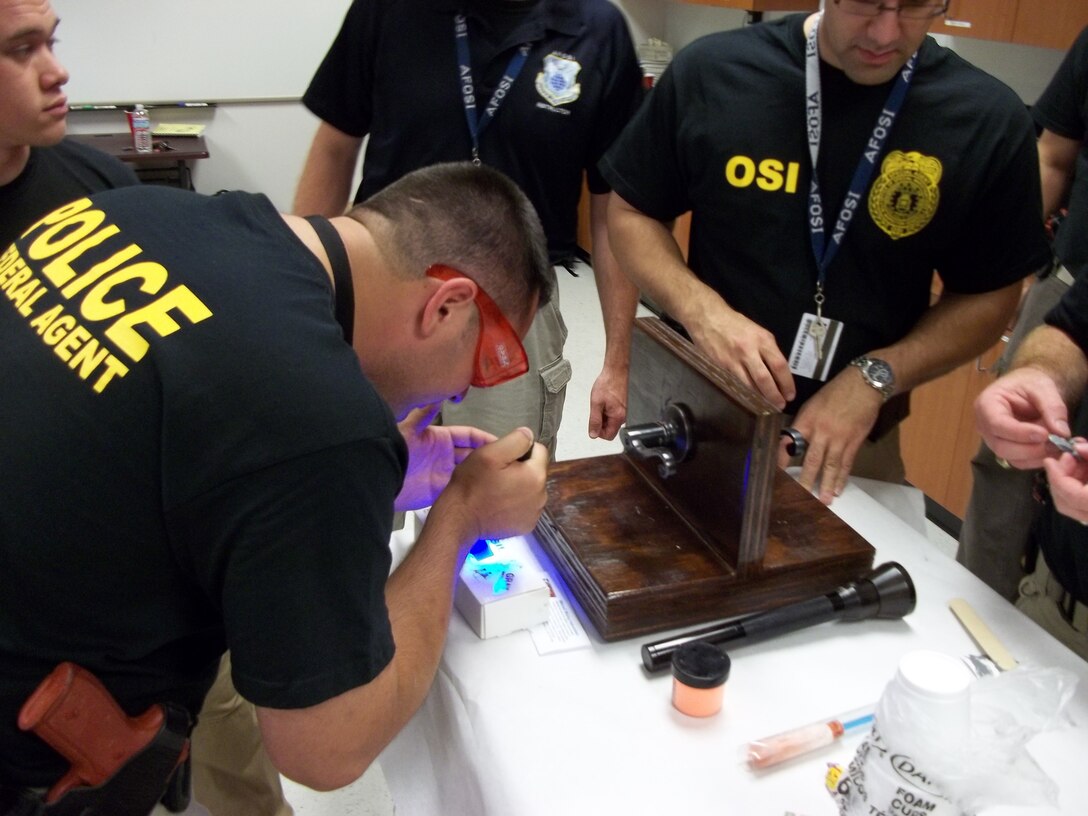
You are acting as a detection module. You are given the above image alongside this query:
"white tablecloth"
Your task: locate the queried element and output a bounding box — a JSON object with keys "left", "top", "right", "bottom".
{"left": 381, "top": 479, "right": 1088, "bottom": 815}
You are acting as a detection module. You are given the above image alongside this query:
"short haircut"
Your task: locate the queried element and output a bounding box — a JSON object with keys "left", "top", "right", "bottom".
{"left": 348, "top": 162, "right": 552, "bottom": 327}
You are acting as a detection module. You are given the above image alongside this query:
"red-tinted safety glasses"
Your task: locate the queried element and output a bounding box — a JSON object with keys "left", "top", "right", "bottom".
{"left": 425, "top": 264, "right": 529, "bottom": 388}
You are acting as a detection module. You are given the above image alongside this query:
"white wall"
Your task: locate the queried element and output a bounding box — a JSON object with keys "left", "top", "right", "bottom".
{"left": 612, "top": 0, "right": 667, "bottom": 45}
{"left": 64, "top": 3, "right": 1067, "bottom": 212}
{"left": 67, "top": 102, "right": 328, "bottom": 211}
{"left": 53, "top": 0, "right": 350, "bottom": 105}
{"left": 931, "top": 35, "right": 1065, "bottom": 102}
{"left": 665, "top": 6, "right": 790, "bottom": 49}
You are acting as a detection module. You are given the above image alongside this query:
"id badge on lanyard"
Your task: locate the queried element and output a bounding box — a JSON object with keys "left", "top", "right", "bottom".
{"left": 790, "top": 11, "right": 916, "bottom": 379}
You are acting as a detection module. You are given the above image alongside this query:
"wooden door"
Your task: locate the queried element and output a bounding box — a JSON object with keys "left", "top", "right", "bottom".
{"left": 900, "top": 338, "right": 1006, "bottom": 518}
{"left": 1013, "top": 0, "right": 1088, "bottom": 51}
{"left": 935, "top": 0, "right": 1018, "bottom": 42}
{"left": 675, "top": 0, "right": 818, "bottom": 10}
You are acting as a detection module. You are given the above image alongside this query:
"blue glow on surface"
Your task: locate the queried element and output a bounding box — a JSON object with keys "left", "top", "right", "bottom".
{"left": 491, "top": 571, "right": 512, "bottom": 593}
{"left": 468, "top": 539, "right": 494, "bottom": 560}
{"left": 465, "top": 539, "right": 518, "bottom": 594}
{"left": 469, "top": 560, "right": 517, "bottom": 594}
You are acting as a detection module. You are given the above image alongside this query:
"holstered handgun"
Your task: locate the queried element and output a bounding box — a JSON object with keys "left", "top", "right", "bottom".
{"left": 15, "top": 662, "right": 191, "bottom": 816}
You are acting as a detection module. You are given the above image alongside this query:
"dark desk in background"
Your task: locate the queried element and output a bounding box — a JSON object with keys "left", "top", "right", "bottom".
{"left": 68, "top": 133, "right": 209, "bottom": 190}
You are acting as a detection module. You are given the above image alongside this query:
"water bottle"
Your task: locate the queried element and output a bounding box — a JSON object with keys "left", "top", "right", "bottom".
{"left": 126, "top": 104, "right": 152, "bottom": 153}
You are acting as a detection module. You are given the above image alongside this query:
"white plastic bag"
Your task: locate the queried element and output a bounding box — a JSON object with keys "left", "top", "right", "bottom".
{"left": 912, "top": 665, "right": 1078, "bottom": 811}
{"left": 829, "top": 660, "right": 1078, "bottom": 815}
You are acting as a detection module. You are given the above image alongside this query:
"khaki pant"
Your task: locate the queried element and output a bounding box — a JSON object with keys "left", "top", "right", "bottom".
{"left": 151, "top": 800, "right": 210, "bottom": 815}
{"left": 190, "top": 654, "right": 294, "bottom": 816}
{"left": 851, "top": 423, "right": 906, "bottom": 485}
{"left": 441, "top": 266, "right": 569, "bottom": 459}
{"left": 1016, "top": 552, "right": 1088, "bottom": 663}
{"left": 958, "top": 269, "right": 1072, "bottom": 600}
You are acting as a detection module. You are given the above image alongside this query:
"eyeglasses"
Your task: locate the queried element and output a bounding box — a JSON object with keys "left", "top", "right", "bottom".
{"left": 834, "top": 0, "right": 948, "bottom": 20}
{"left": 425, "top": 264, "right": 529, "bottom": 388}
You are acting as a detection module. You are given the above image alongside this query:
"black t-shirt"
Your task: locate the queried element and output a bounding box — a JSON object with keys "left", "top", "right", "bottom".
{"left": 1033, "top": 24, "right": 1088, "bottom": 276}
{"left": 601, "top": 15, "right": 1050, "bottom": 413}
{"left": 0, "top": 139, "right": 139, "bottom": 249}
{"left": 0, "top": 187, "right": 406, "bottom": 784}
{"left": 302, "top": 0, "right": 642, "bottom": 260}
{"left": 1037, "top": 271, "right": 1088, "bottom": 603}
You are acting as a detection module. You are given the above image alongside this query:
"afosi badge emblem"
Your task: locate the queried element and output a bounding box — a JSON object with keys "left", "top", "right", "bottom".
{"left": 535, "top": 53, "right": 581, "bottom": 106}
{"left": 868, "top": 150, "right": 941, "bottom": 240}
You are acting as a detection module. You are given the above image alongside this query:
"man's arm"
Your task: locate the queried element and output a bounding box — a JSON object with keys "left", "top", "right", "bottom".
{"left": 793, "top": 282, "right": 1022, "bottom": 503}
{"left": 607, "top": 192, "right": 796, "bottom": 409}
{"left": 587, "top": 192, "right": 640, "bottom": 440}
{"left": 975, "top": 323, "right": 1085, "bottom": 466}
{"left": 254, "top": 429, "right": 546, "bottom": 790}
{"left": 1038, "top": 128, "right": 1082, "bottom": 218}
{"left": 293, "top": 121, "right": 364, "bottom": 216}
{"left": 1010, "top": 323, "right": 1088, "bottom": 414}
{"left": 1002, "top": 325, "right": 1088, "bottom": 523}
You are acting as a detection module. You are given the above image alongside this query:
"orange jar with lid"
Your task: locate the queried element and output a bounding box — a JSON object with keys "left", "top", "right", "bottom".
{"left": 671, "top": 642, "right": 730, "bottom": 717}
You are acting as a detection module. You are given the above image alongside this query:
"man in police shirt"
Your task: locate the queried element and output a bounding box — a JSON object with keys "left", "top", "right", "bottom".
{"left": 601, "top": 0, "right": 1050, "bottom": 504}
{"left": 0, "top": 162, "right": 550, "bottom": 813}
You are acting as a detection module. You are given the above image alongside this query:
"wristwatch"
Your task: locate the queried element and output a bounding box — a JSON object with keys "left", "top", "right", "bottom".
{"left": 850, "top": 356, "right": 895, "bottom": 400}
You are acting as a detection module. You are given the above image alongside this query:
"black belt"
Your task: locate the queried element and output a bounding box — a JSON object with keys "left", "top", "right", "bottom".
{"left": 0, "top": 785, "right": 42, "bottom": 816}
{"left": 1047, "top": 581, "right": 1088, "bottom": 633}
{"left": 1038, "top": 259, "right": 1077, "bottom": 286}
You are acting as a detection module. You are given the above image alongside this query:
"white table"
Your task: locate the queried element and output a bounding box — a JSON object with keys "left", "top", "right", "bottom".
{"left": 380, "top": 479, "right": 1088, "bottom": 815}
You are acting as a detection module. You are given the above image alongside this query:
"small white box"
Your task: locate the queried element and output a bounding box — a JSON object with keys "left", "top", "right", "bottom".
{"left": 454, "top": 535, "right": 551, "bottom": 639}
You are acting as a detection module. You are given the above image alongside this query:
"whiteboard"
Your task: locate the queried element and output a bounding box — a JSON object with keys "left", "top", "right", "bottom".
{"left": 53, "top": 0, "right": 351, "bottom": 104}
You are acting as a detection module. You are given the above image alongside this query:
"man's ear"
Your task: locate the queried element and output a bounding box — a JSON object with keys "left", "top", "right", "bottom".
{"left": 419, "top": 277, "right": 477, "bottom": 337}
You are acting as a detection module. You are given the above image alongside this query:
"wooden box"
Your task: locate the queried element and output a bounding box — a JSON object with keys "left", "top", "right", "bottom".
{"left": 535, "top": 318, "right": 875, "bottom": 641}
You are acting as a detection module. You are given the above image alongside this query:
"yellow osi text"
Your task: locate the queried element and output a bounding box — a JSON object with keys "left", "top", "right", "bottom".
{"left": 724, "top": 155, "right": 802, "bottom": 194}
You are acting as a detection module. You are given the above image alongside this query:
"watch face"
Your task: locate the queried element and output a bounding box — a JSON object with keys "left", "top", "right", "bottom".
{"left": 868, "top": 360, "right": 894, "bottom": 387}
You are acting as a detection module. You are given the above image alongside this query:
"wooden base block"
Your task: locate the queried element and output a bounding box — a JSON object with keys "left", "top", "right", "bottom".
{"left": 537, "top": 456, "right": 875, "bottom": 641}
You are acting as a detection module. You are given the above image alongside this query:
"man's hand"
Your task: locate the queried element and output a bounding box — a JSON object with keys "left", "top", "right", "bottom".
{"left": 438, "top": 427, "right": 547, "bottom": 544}
{"left": 1043, "top": 442, "right": 1088, "bottom": 524}
{"left": 688, "top": 305, "right": 795, "bottom": 410}
{"left": 588, "top": 364, "right": 628, "bottom": 440}
{"left": 975, "top": 366, "right": 1070, "bottom": 470}
{"left": 780, "top": 368, "right": 883, "bottom": 505}
{"left": 394, "top": 405, "right": 496, "bottom": 512}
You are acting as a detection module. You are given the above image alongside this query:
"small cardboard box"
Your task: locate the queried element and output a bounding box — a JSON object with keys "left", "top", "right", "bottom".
{"left": 454, "top": 536, "right": 550, "bottom": 639}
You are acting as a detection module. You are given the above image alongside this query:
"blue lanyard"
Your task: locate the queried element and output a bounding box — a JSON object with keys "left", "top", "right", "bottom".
{"left": 455, "top": 13, "right": 531, "bottom": 165}
{"left": 805, "top": 12, "right": 915, "bottom": 292}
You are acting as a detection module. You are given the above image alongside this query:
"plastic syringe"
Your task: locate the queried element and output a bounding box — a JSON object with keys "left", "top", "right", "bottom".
{"left": 744, "top": 705, "right": 875, "bottom": 770}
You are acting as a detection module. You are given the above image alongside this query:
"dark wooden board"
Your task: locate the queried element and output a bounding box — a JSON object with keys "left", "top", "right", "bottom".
{"left": 536, "top": 317, "right": 874, "bottom": 641}
{"left": 538, "top": 458, "right": 874, "bottom": 640}
{"left": 625, "top": 318, "right": 781, "bottom": 572}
